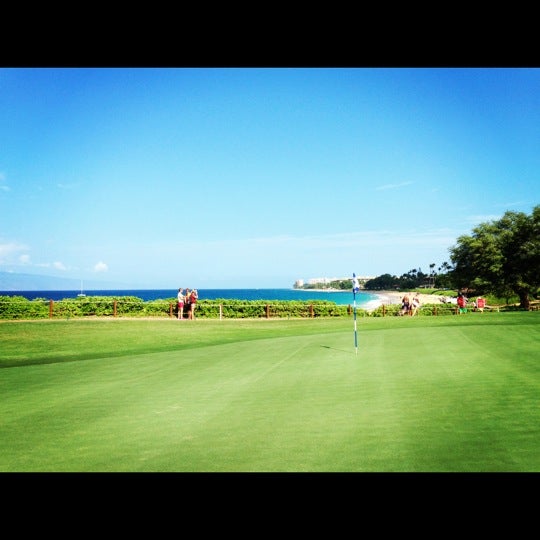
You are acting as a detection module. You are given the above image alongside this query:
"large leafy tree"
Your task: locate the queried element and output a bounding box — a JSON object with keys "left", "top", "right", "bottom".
{"left": 364, "top": 273, "right": 399, "bottom": 290}
{"left": 449, "top": 205, "right": 540, "bottom": 309}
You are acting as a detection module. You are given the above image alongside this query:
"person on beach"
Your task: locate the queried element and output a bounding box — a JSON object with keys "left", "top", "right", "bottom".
{"left": 188, "top": 289, "right": 198, "bottom": 319}
{"left": 177, "top": 288, "right": 185, "bottom": 320}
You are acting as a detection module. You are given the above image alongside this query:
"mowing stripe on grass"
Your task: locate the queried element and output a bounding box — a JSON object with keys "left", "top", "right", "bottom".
{"left": 1, "top": 313, "right": 538, "bottom": 471}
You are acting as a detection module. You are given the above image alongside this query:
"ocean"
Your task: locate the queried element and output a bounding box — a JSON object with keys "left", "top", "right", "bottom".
{"left": 0, "top": 288, "right": 382, "bottom": 308}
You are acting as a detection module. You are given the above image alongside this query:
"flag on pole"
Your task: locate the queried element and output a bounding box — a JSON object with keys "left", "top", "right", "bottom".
{"left": 352, "top": 273, "right": 359, "bottom": 355}
{"left": 352, "top": 274, "right": 360, "bottom": 294}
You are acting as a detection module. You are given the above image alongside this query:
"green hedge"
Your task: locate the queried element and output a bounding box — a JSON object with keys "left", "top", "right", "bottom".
{"left": 0, "top": 295, "right": 356, "bottom": 320}
{"left": 0, "top": 294, "right": 511, "bottom": 320}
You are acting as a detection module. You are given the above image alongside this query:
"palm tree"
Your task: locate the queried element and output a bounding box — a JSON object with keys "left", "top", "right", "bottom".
{"left": 429, "top": 263, "right": 436, "bottom": 288}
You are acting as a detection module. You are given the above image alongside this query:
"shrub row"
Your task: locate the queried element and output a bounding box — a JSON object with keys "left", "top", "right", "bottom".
{"left": 0, "top": 296, "right": 354, "bottom": 320}
{"left": 0, "top": 295, "right": 509, "bottom": 321}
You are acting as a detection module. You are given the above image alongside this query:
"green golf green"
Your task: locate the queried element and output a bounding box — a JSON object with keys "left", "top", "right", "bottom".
{"left": 1, "top": 313, "right": 539, "bottom": 471}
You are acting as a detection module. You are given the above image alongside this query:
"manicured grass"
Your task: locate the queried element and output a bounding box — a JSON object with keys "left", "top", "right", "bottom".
{"left": 1, "top": 313, "right": 539, "bottom": 471}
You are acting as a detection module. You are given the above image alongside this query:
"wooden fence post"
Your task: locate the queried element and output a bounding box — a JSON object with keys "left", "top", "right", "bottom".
{"left": 113, "top": 300, "right": 117, "bottom": 317}
{"left": 266, "top": 304, "right": 270, "bottom": 319}
{"left": 169, "top": 303, "right": 173, "bottom": 318}
{"left": 219, "top": 304, "right": 223, "bottom": 320}
{"left": 310, "top": 304, "right": 314, "bottom": 318}
{"left": 49, "top": 299, "right": 53, "bottom": 319}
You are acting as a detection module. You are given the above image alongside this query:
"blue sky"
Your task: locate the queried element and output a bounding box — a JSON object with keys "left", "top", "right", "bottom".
{"left": 1, "top": 67, "right": 539, "bottom": 289}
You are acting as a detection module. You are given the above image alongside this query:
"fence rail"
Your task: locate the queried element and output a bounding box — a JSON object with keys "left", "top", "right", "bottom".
{"left": 0, "top": 297, "right": 350, "bottom": 320}
{"left": 0, "top": 295, "right": 519, "bottom": 321}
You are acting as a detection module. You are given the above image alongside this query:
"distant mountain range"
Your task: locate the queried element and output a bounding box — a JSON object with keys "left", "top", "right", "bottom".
{"left": 0, "top": 272, "right": 132, "bottom": 291}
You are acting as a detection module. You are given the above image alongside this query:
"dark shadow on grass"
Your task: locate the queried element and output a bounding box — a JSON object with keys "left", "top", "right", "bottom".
{"left": 320, "top": 345, "right": 356, "bottom": 355}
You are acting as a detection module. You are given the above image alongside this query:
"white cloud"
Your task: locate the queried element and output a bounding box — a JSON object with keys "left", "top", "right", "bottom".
{"left": 0, "top": 241, "right": 28, "bottom": 262}
{"left": 465, "top": 214, "right": 502, "bottom": 225}
{"left": 0, "top": 247, "right": 70, "bottom": 272}
{"left": 0, "top": 172, "right": 9, "bottom": 192}
{"left": 94, "top": 261, "right": 108, "bottom": 272}
{"left": 494, "top": 201, "right": 530, "bottom": 209}
{"left": 156, "top": 228, "right": 457, "bottom": 254}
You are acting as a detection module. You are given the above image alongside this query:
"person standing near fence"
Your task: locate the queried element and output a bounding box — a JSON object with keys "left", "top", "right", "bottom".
{"left": 400, "top": 294, "right": 410, "bottom": 316}
{"left": 457, "top": 292, "right": 467, "bottom": 314}
{"left": 184, "top": 289, "right": 191, "bottom": 318}
{"left": 188, "top": 289, "right": 198, "bottom": 319}
{"left": 410, "top": 293, "right": 421, "bottom": 316}
{"left": 177, "top": 288, "right": 185, "bottom": 320}
{"left": 476, "top": 296, "right": 485, "bottom": 312}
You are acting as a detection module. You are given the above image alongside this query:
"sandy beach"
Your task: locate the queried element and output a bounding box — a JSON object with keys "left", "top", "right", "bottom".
{"left": 365, "top": 290, "right": 448, "bottom": 311}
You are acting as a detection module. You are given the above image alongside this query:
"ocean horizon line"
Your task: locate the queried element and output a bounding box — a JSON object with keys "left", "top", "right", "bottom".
{"left": 0, "top": 287, "right": 394, "bottom": 308}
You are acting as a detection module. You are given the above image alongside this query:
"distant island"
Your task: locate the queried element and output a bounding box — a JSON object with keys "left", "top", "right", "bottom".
{"left": 0, "top": 272, "right": 130, "bottom": 291}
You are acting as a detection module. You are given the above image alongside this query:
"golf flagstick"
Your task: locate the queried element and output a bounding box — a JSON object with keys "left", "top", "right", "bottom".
{"left": 352, "top": 273, "right": 360, "bottom": 355}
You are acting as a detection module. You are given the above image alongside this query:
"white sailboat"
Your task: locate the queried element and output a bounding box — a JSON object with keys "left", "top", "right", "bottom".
{"left": 77, "top": 280, "right": 86, "bottom": 297}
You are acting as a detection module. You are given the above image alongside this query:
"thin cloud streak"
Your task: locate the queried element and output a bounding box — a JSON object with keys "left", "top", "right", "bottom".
{"left": 375, "top": 181, "right": 414, "bottom": 191}
{"left": 151, "top": 228, "right": 458, "bottom": 251}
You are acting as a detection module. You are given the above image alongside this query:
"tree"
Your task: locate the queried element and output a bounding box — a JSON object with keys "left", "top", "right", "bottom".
{"left": 429, "top": 263, "right": 436, "bottom": 287}
{"left": 435, "top": 261, "right": 454, "bottom": 289}
{"left": 449, "top": 205, "right": 540, "bottom": 309}
{"left": 364, "top": 273, "right": 399, "bottom": 290}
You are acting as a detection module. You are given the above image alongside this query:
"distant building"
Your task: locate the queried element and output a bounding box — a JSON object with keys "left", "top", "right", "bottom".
{"left": 308, "top": 277, "right": 334, "bottom": 285}
{"left": 306, "top": 276, "right": 374, "bottom": 284}
{"left": 294, "top": 276, "right": 375, "bottom": 289}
